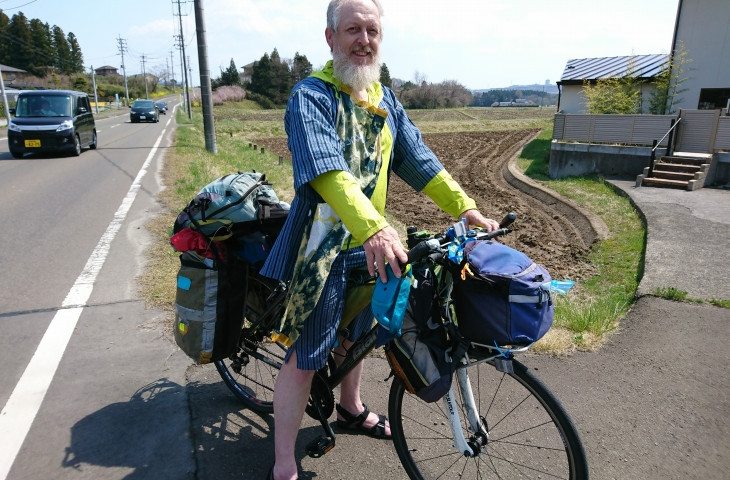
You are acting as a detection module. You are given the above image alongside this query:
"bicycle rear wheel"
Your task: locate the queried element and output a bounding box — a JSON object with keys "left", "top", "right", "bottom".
{"left": 214, "top": 271, "right": 286, "bottom": 414}
{"left": 389, "top": 357, "right": 588, "bottom": 479}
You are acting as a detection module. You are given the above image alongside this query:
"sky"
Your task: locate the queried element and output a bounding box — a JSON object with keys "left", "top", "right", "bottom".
{"left": 1, "top": 0, "right": 680, "bottom": 90}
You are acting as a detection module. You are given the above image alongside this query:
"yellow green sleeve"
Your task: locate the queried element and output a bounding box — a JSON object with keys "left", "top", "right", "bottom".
{"left": 422, "top": 170, "right": 477, "bottom": 218}
{"left": 310, "top": 170, "right": 389, "bottom": 245}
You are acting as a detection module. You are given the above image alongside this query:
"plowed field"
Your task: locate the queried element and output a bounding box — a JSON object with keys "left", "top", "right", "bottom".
{"left": 256, "top": 130, "right": 597, "bottom": 281}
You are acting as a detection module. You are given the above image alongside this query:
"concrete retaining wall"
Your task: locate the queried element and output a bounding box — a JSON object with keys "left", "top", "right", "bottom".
{"left": 715, "top": 152, "right": 730, "bottom": 187}
{"left": 548, "top": 142, "right": 653, "bottom": 179}
{"left": 549, "top": 142, "right": 730, "bottom": 186}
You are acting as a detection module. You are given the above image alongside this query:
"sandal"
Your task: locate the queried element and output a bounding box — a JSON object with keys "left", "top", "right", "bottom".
{"left": 335, "top": 403, "right": 392, "bottom": 439}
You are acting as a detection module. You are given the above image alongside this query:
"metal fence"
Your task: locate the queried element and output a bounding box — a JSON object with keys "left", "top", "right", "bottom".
{"left": 716, "top": 116, "right": 730, "bottom": 150}
{"left": 552, "top": 114, "right": 678, "bottom": 147}
{"left": 553, "top": 112, "right": 730, "bottom": 152}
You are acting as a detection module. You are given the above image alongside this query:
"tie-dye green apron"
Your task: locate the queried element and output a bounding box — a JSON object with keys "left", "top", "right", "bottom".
{"left": 271, "top": 86, "right": 387, "bottom": 347}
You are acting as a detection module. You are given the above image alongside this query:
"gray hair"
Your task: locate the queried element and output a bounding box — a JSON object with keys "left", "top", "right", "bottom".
{"left": 326, "top": 0, "right": 384, "bottom": 32}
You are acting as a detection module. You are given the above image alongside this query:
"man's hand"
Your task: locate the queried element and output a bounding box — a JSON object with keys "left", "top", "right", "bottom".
{"left": 460, "top": 209, "right": 500, "bottom": 231}
{"left": 363, "top": 226, "right": 409, "bottom": 282}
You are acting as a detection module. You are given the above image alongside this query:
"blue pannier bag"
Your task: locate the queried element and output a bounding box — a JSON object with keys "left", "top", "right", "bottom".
{"left": 451, "top": 240, "right": 554, "bottom": 346}
{"left": 171, "top": 172, "right": 289, "bottom": 364}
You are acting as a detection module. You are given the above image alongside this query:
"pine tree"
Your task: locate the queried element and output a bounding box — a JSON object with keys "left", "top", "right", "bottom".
{"left": 8, "top": 13, "right": 34, "bottom": 72}
{"left": 249, "top": 53, "right": 273, "bottom": 97}
{"left": 67, "top": 32, "right": 84, "bottom": 74}
{"left": 29, "top": 19, "right": 54, "bottom": 75}
{"left": 268, "top": 49, "right": 292, "bottom": 104}
{"left": 290, "top": 52, "right": 312, "bottom": 84}
{"left": 219, "top": 58, "right": 240, "bottom": 86}
{"left": 380, "top": 63, "right": 392, "bottom": 88}
{"left": 52, "top": 25, "right": 71, "bottom": 74}
{"left": 0, "top": 11, "right": 12, "bottom": 66}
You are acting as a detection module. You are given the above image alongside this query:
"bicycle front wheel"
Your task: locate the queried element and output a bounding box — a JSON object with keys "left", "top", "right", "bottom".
{"left": 389, "top": 357, "right": 588, "bottom": 479}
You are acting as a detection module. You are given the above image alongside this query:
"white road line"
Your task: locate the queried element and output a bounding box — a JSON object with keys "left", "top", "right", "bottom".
{"left": 0, "top": 126, "right": 166, "bottom": 480}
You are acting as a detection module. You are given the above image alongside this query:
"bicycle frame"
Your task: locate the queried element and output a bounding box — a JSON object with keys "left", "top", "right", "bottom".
{"left": 326, "top": 323, "right": 380, "bottom": 387}
{"left": 220, "top": 216, "right": 589, "bottom": 477}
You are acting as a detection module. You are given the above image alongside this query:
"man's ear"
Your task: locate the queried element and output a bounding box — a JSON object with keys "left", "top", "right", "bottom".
{"left": 325, "top": 28, "right": 334, "bottom": 51}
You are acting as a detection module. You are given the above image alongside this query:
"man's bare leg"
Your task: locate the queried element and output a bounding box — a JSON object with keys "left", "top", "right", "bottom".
{"left": 334, "top": 340, "right": 391, "bottom": 435}
{"left": 272, "top": 350, "right": 314, "bottom": 480}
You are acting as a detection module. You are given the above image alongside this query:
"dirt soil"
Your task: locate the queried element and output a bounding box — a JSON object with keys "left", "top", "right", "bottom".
{"left": 257, "top": 130, "right": 598, "bottom": 281}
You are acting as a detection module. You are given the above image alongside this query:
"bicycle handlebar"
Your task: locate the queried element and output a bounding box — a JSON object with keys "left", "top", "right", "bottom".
{"left": 405, "top": 212, "right": 517, "bottom": 265}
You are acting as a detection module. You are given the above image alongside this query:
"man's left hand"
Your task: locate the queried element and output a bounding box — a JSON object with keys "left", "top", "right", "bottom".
{"left": 460, "top": 209, "right": 500, "bottom": 231}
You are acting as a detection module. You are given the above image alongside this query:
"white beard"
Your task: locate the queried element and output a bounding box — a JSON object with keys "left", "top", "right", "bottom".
{"left": 332, "top": 48, "right": 382, "bottom": 92}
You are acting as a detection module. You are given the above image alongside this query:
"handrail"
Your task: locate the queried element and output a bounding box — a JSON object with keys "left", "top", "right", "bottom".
{"left": 648, "top": 117, "right": 682, "bottom": 177}
{"left": 652, "top": 117, "right": 682, "bottom": 152}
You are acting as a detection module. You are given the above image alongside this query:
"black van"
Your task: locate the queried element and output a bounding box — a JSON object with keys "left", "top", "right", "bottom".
{"left": 8, "top": 90, "right": 97, "bottom": 158}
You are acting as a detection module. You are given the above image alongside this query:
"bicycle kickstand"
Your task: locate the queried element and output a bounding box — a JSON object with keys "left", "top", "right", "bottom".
{"left": 305, "top": 398, "right": 336, "bottom": 458}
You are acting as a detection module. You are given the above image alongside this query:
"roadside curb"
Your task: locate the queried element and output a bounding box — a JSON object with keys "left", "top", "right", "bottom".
{"left": 504, "top": 138, "right": 610, "bottom": 248}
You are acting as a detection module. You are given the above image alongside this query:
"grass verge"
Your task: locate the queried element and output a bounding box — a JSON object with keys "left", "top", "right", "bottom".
{"left": 653, "top": 287, "right": 730, "bottom": 308}
{"left": 517, "top": 129, "right": 645, "bottom": 353}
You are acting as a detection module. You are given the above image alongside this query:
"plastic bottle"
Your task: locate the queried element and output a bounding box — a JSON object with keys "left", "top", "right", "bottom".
{"left": 548, "top": 279, "right": 575, "bottom": 295}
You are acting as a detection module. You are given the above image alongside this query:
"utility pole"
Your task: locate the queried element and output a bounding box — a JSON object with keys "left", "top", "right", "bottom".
{"left": 141, "top": 54, "right": 149, "bottom": 98}
{"left": 117, "top": 35, "right": 130, "bottom": 106}
{"left": 194, "top": 0, "right": 217, "bottom": 153}
{"left": 91, "top": 65, "right": 99, "bottom": 114}
{"left": 170, "top": 50, "right": 176, "bottom": 92}
{"left": 188, "top": 56, "right": 192, "bottom": 94}
{"left": 175, "top": 0, "right": 192, "bottom": 119}
{"left": 174, "top": 35, "right": 185, "bottom": 111}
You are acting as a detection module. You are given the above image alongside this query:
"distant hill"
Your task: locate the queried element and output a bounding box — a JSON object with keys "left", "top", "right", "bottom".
{"left": 473, "top": 83, "right": 559, "bottom": 94}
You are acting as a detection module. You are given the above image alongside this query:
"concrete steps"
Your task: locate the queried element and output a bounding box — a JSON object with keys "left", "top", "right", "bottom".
{"left": 637, "top": 153, "right": 712, "bottom": 191}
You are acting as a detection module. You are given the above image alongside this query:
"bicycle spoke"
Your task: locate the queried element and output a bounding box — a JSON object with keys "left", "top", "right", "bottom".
{"left": 390, "top": 359, "right": 587, "bottom": 479}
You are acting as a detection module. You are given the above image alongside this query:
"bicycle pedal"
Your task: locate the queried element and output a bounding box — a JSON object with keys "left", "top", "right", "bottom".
{"left": 305, "top": 435, "right": 335, "bottom": 458}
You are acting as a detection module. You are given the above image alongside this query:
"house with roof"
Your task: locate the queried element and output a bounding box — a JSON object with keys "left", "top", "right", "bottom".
{"left": 94, "top": 65, "right": 120, "bottom": 76}
{"left": 239, "top": 62, "right": 255, "bottom": 84}
{"left": 556, "top": 54, "right": 668, "bottom": 114}
{"left": 549, "top": 0, "right": 730, "bottom": 190}
{"left": 0, "top": 63, "right": 29, "bottom": 88}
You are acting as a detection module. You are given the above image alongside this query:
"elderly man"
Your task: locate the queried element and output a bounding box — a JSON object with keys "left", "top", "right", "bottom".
{"left": 261, "top": 1, "right": 498, "bottom": 478}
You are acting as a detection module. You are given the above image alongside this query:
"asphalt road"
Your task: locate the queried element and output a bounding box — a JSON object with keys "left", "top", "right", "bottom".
{"left": 0, "top": 104, "right": 195, "bottom": 480}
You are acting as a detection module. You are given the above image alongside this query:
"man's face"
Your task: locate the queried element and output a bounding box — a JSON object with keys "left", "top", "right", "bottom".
{"left": 326, "top": 0, "right": 381, "bottom": 69}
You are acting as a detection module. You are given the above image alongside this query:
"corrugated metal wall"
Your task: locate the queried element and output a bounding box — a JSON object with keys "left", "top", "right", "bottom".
{"left": 552, "top": 114, "right": 676, "bottom": 147}
{"left": 553, "top": 112, "right": 730, "bottom": 152}
{"left": 675, "top": 110, "right": 720, "bottom": 153}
